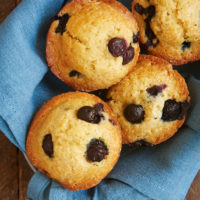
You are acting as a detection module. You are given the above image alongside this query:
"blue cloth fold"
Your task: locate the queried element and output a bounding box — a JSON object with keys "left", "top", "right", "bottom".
{"left": 0, "top": 0, "right": 200, "bottom": 199}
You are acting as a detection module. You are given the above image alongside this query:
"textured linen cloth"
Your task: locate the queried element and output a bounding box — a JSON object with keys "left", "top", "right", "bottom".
{"left": 0, "top": 0, "right": 200, "bottom": 199}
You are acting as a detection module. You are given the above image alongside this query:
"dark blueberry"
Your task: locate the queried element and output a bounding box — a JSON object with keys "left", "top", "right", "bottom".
{"left": 144, "top": 32, "right": 158, "bottom": 49}
{"left": 146, "top": 84, "right": 167, "bottom": 96}
{"left": 133, "top": 32, "right": 139, "bottom": 43}
{"left": 94, "top": 103, "right": 105, "bottom": 121}
{"left": 162, "top": 99, "right": 191, "bottom": 121}
{"left": 124, "top": 104, "right": 145, "bottom": 124}
{"left": 134, "top": 3, "right": 145, "bottom": 15}
{"left": 145, "top": 38, "right": 159, "bottom": 49}
{"left": 144, "top": 20, "right": 159, "bottom": 48}
{"left": 94, "top": 103, "right": 104, "bottom": 112}
{"left": 122, "top": 46, "right": 135, "bottom": 65}
{"left": 137, "top": 4, "right": 158, "bottom": 49}
{"left": 144, "top": 39, "right": 152, "bottom": 49}
{"left": 178, "top": 100, "right": 191, "bottom": 120}
{"left": 90, "top": 89, "right": 111, "bottom": 102}
{"left": 161, "top": 99, "right": 191, "bottom": 121}
{"left": 144, "top": 5, "right": 155, "bottom": 20}
{"left": 42, "top": 134, "right": 53, "bottom": 158}
{"left": 54, "top": 15, "right": 60, "bottom": 21}
{"left": 108, "top": 38, "right": 127, "bottom": 57}
{"left": 69, "top": 70, "right": 81, "bottom": 78}
{"left": 77, "top": 106, "right": 100, "bottom": 124}
{"left": 55, "top": 13, "right": 70, "bottom": 35}
{"left": 145, "top": 21, "right": 156, "bottom": 41}
{"left": 77, "top": 104, "right": 105, "bottom": 124}
{"left": 109, "top": 119, "right": 116, "bottom": 126}
{"left": 162, "top": 100, "right": 181, "bottom": 121}
{"left": 134, "top": 4, "right": 157, "bottom": 49}
{"left": 181, "top": 41, "right": 191, "bottom": 51}
{"left": 139, "top": 43, "right": 149, "bottom": 54}
{"left": 86, "top": 139, "right": 108, "bottom": 162}
{"left": 129, "top": 139, "right": 153, "bottom": 147}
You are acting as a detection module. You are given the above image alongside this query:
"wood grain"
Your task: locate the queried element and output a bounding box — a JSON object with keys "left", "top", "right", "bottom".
{"left": 0, "top": 0, "right": 199, "bottom": 199}
{"left": 186, "top": 171, "right": 200, "bottom": 200}
{"left": 0, "top": 131, "right": 33, "bottom": 200}
{"left": 0, "top": 0, "right": 16, "bottom": 23}
{"left": 0, "top": 132, "right": 18, "bottom": 200}
{"left": 18, "top": 151, "right": 33, "bottom": 200}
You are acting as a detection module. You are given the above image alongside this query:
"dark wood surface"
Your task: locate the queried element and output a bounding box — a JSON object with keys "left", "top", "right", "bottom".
{"left": 0, "top": 131, "right": 33, "bottom": 200}
{"left": 0, "top": 0, "right": 199, "bottom": 199}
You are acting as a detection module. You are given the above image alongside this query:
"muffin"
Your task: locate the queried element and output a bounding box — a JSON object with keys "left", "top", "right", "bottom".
{"left": 107, "top": 55, "right": 190, "bottom": 145}
{"left": 26, "top": 92, "right": 122, "bottom": 191}
{"left": 46, "top": 0, "right": 140, "bottom": 91}
{"left": 132, "top": 0, "right": 200, "bottom": 65}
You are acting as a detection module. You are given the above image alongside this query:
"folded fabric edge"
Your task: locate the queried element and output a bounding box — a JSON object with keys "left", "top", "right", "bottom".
{"left": 0, "top": 116, "right": 21, "bottom": 149}
{"left": 107, "top": 127, "right": 200, "bottom": 200}
{"left": 27, "top": 171, "right": 51, "bottom": 200}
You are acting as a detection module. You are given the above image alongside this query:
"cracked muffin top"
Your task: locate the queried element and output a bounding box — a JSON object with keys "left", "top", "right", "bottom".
{"left": 46, "top": 0, "right": 140, "bottom": 91}
{"left": 26, "top": 92, "right": 122, "bottom": 191}
{"left": 132, "top": 0, "right": 200, "bottom": 65}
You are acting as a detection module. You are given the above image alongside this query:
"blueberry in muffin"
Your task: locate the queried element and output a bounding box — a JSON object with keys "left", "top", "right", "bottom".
{"left": 132, "top": 0, "right": 200, "bottom": 65}
{"left": 107, "top": 55, "right": 190, "bottom": 145}
{"left": 46, "top": 0, "right": 140, "bottom": 91}
{"left": 26, "top": 92, "right": 122, "bottom": 190}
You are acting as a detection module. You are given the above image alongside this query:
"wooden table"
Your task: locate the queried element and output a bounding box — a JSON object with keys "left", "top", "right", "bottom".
{"left": 0, "top": 0, "right": 199, "bottom": 199}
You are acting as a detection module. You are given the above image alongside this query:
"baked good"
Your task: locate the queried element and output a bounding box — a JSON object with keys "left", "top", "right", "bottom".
{"left": 132, "top": 0, "right": 200, "bottom": 65}
{"left": 26, "top": 92, "right": 122, "bottom": 191}
{"left": 46, "top": 0, "right": 140, "bottom": 91}
{"left": 107, "top": 55, "right": 190, "bottom": 145}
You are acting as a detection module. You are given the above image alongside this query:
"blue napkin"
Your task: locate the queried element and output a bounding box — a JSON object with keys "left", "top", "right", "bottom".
{"left": 0, "top": 0, "right": 200, "bottom": 199}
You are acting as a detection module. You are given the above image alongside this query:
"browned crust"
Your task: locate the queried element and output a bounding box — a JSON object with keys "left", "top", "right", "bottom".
{"left": 46, "top": 0, "right": 139, "bottom": 91}
{"left": 138, "top": 54, "right": 172, "bottom": 66}
{"left": 138, "top": 55, "right": 190, "bottom": 98}
{"left": 132, "top": 0, "right": 200, "bottom": 66}
{"left": 122, "top": 119, "right": 186, "bottom": 145}
{"left": 26, "top": 92, "right": 122, "bottom": 191}
{"left": 153, "top": 118, "right": 185, "bottom": 145}
{"left": 148, "top": 46, "right": 200, "bottom": 66}
{"left": 108, "top": 54, "right": 190, "bottom": 145}
{"left": 122, "top": 117, "right": 186, "bottom": 145}
{"left": 132, "top": 55, "right": 190, "bottom": 145}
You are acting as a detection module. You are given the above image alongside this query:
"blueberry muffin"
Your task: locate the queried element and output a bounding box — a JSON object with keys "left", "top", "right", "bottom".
{"left": 26, "top": 92, "right": 122, "bottom": 191}
{"left": 107, "top": 55, "right": 190, "bottom": 145}
{"left": 132, "top": 0, "right": 200, "bottom": 65}
{"left": 46, "top": 0, "right": 140, "bottom": 91}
